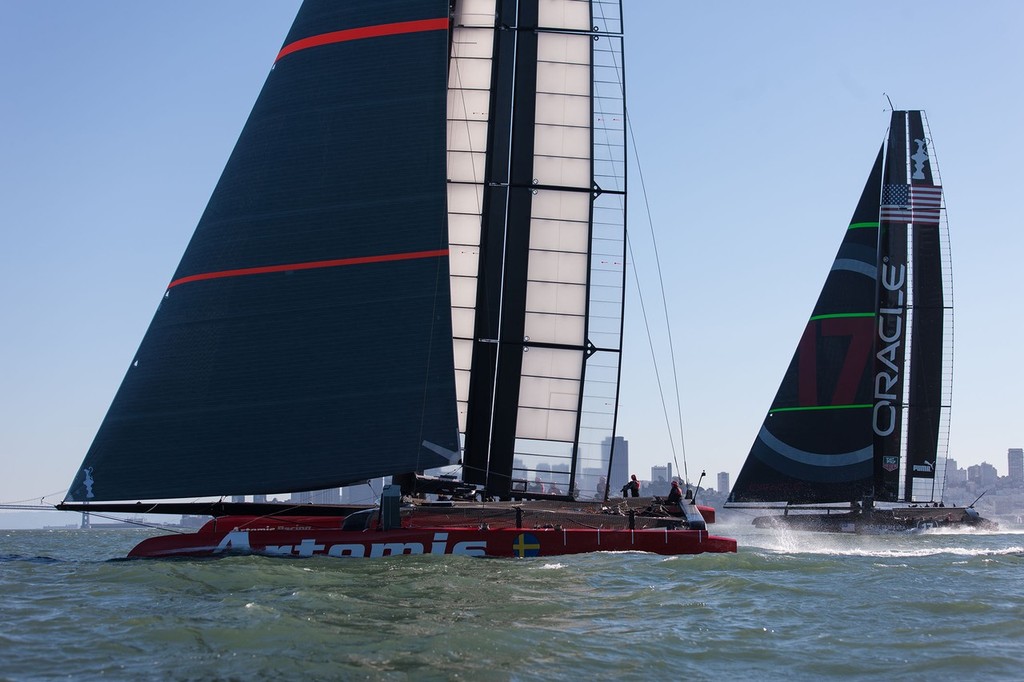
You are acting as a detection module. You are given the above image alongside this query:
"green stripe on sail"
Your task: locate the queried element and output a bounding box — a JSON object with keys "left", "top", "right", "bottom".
{"left": 848, "top": 221, "right": 879, "bottom": 230}
{"left": 769, "top": 404, "right": 872, "bottom": 414}
{"left": 809, "top": 312, "right": 875, "bottom": 322}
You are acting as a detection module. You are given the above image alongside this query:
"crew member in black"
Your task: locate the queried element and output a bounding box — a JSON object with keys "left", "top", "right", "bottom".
{"left": 666, "top": 480, "right": 683, "bottom": 504}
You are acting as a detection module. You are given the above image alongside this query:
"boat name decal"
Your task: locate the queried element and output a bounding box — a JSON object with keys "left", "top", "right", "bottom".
{"left": 212, "top": 531, "right": 487, "bottom": 558}
{"left": 873, "top": 262, "right": 905, "bottom": 437}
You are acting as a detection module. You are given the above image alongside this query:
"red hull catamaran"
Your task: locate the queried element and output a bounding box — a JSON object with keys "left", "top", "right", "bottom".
{"left": 129, "top": 504, "right": 735, "bottom": 559}
{"left": 58, "top": 0, "right": 736, "bottom": 558}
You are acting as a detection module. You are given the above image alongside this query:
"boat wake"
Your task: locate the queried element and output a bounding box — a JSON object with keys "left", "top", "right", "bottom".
{"left": 746, "top": 527, "right": 1024, "bottom": 559}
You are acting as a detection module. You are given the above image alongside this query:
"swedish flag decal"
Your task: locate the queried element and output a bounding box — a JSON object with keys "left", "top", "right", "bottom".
{"left": 512, "top": 533, "right": 540, "bottom": 557}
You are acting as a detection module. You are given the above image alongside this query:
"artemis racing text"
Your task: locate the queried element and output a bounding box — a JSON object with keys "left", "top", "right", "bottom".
{"left": 214, "top": 531, "right": 488, "bottom": 558}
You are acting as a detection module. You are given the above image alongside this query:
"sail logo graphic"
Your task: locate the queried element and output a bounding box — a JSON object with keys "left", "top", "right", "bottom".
{"left": 82, "top": 467, "right": 95, "bottom": 499}
{"left": 212, "top": 531, "right": 487, "bottom": 558}
{"left": 873, "top": 261, "right": 905, "bottom": 437}
{"left": 512, "top": 533, "right": 541, "bottom": 557}
{"left": 911, "top": 139, "right": 929, "bottom": 180}
{"left": 882, "top": 456, "right": 899, "bottom": 472}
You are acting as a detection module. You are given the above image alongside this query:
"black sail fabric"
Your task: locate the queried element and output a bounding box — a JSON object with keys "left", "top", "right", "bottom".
{"left": 901, "top": 111, "right": 944, "bottom": 498}
{"left": 729, "top": 147, "right": 884, "bottom": 504}
{"left": 66, "top": 0, "right": 458, "bottom": 502}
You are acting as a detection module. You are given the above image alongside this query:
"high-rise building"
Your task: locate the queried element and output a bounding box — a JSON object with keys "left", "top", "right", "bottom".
{"left": 1008, "top": 448, "right": 1023, "bottom": 483}
{"left": 340, "top": 479, "right": 385, "bottom": 505}
{"left": 603, "top": 436, "right": 629, "bottom": 494}
{"left": 651, "top": 465, "right": 668, "bottom": 483}
{"left": 945, "top": 459, "right": 967, "bottom": 486}
{"left": 311, "top": 488, "right": 341, "bottom": 505}
{"left": 968, "top": 462, "right": 999, "bottom": 488}
{"left": 717, "top": 472, "right": 730, "bottom": 494}
{"left": 290, "top": 488, "right": 342, "bottom": 504}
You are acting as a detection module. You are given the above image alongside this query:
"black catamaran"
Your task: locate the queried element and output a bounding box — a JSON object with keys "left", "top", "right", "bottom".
{"left": 58, "top": 0, "right": 735, "bottom": 557}
{"left": 726, "top": 110, "right": 993, "bottom": 534}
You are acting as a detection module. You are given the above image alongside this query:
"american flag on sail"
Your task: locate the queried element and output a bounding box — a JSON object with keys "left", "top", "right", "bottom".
{"left": 879, "top": 184, "right": 943, "bottom": 225}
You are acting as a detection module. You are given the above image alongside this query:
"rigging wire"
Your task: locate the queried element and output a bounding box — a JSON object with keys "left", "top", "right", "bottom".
{"left": 622, "top": 111, "right": 690, "bottom": 486}
{"left": 596, "top": 1, "right": 690, "bottom": 486}
{"left": 0, "top": 489, "right": 70, "bottom": 506}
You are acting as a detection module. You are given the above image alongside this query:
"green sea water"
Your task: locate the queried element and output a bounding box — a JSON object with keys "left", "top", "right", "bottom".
{"left": 2, "top": 523, "right": 1022, "bottom": 681}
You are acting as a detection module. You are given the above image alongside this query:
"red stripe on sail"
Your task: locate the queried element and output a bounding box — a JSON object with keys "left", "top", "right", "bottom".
{"left": 275, "top": 18, "right": 449, "bottom": 63}
{"left": 167, "top": 248, "right": 450, "bottom": 289}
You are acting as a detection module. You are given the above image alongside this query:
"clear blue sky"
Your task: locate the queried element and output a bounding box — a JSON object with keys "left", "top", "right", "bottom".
{"left": 1, "top": 1, "right": 1021, "bottom": 507}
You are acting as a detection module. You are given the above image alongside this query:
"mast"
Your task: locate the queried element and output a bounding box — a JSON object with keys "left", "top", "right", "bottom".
{"left": 872, "top": 111, "right": 946, "bottom": 502}
{"left": 873, "top": 111, "right": 910, "bottom": 501}
{"left": 460, "top": 0, "right": 626, "bottom": 499}
{"left": 893, "top": 112, "right": 947, "bottom": 501}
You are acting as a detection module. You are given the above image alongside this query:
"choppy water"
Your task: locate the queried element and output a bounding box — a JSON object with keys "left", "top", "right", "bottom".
{"left": 1, "top": 523, "right": 1022, "bottom": 681}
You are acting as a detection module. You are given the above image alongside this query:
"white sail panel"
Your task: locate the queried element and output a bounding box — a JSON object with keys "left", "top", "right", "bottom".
{"left": 448, "top": 3, "right": 497, "bottom": 443}
{"left": 529, "top": 216, "right": 588, "bottom": 253}
{"left": 449, "top": 26, "right": 495, "bottom": 57}
{"left": 534, "top": 33, "right": 591, "bottom": 189}
{"left": 448, "top": 212, "right": 482, "bottom": 249}
{"left": 456, "top": 0, "right": 500, "bottom": 24}
{"left": 449, "top": 247, "right": 480, "bottom": 278}
{"left": 451, "top": 306, "right": 476, "bottom": 340}
{"left": 520, "top": 376, "right": 580, "bottom": 410}
{"left": 516, "top": 406, "right": 579, "bottom": 442}
{"left": 526, "top": 250, "right": 588, "bottom": 285}
{"left": 522, "top": 347, "right": 583, "bottom": 380}
{"left": 512, "top": 22, "right": 593, "bottom": 450}
{"left": 450, "top": 272, "right": 478, "bottom": 308}
{"left": 533, "top": 155, "right": 590, "bottom": 189}
{"left": 448, "top": 88, "right": 491, "bottom": 121}
{"left": 535, "top": 124, "right": 590, "bottom": 158}
{"left": 531, "top": 189, "right": 590, "bottom": 221}
{"left": 447, "top": 183, "right": 484, "bottom": 215}
{"left": 537, "top": 30, "right": 591, "bottom": 64}
{"left": 538, "top": 0, "right": 592, "bottom": 31}
{"left": 525, "top": 281, "right": 587, "bottom": 314}
{"left": 448, "top": 56, "right": 493, "bottom": 90}
{"left": 453, "top": 338, "right": 474, "bottom": 373}
{"left": 535, "top": 93, "right": 590, "bottom": 128}
{"left": 536, "top": 62, "right": 590, "bottom": 97}
{"left": 448, "top": 151, "right": 488, "bottom": 184}
{"left": 524, "top": 311, "right": 585, "bottom": 345}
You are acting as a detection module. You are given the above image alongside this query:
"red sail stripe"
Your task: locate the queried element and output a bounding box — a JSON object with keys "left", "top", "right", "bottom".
{"left": 167, "top": 248, "right": 450, "bottom": 289}
{"left": 275, "top": 18, "right": 449, "bottom": 63}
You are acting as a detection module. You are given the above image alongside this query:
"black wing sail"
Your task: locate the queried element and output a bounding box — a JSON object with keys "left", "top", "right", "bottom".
{"left": 874, "top": 110, "right": 947, "bottom": 502}
{"left": 459, "top": 0, "right": 627, "bottom": 500}
{"left": 66, "top": 1, "right": 459, "bottom": 502}
{"left": 729, "top": 147, "right": 884, "bottom": 504}
{"left": 903, "top": 111, "right": 946, "bottom": 501}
